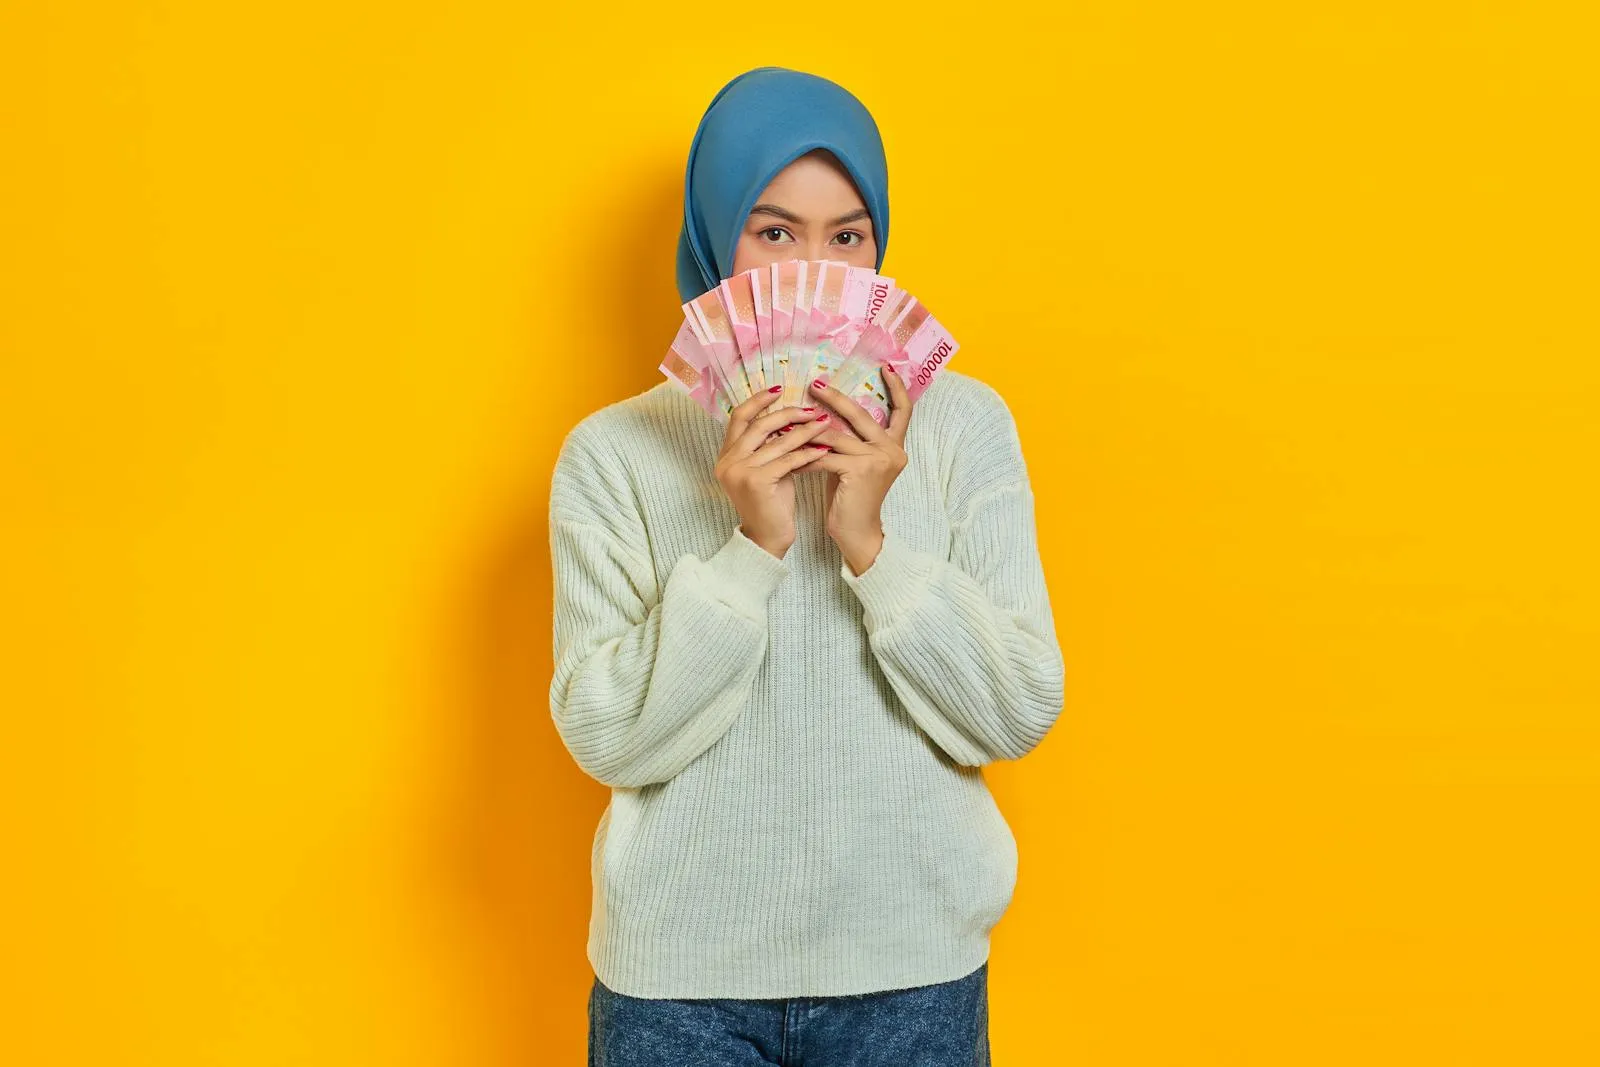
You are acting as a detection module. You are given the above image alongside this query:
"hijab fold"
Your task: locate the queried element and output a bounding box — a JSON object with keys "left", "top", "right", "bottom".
{"left": 675, "top": 67, "right": 890, "bottom": 304}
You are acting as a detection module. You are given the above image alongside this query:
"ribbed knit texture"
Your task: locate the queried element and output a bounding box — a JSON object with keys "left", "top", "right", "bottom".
{"left": 548, "top": 369, "right": 1065, "bottom": 1000}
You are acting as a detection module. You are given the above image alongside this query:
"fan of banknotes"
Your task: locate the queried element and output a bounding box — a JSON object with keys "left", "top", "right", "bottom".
{"left": 659, "top": 259, "right": 958, "bottom": 433}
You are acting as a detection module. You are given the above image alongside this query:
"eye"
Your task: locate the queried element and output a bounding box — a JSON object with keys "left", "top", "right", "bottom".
{"left": 760, "top": 227, "right": 794, "bottom": 243}
{"left": 833, "top": 231, "right": 864, "bottom": 247}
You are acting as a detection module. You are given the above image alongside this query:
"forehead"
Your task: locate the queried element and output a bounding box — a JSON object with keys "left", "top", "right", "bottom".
{"left": 756, "top": 151, "right": 866, "bottom": 207}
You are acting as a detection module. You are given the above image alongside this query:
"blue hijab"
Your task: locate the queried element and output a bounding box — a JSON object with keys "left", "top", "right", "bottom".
{"left": 675, "top": 67, "right": 890, "bottom": 304}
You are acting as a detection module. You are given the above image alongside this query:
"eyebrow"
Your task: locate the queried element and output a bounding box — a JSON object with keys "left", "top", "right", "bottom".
{"left": 749, "top": 203, "right": 872, "bottom": 228}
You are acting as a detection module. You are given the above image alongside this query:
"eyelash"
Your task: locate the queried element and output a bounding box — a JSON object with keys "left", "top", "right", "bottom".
{"left": 758, "top": 227, "right": 865, "bottom": 247}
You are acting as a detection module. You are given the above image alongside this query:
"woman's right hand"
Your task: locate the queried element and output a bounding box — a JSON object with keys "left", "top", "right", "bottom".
{"left": 714, "top": 386, "right": 834, "bottom": 558}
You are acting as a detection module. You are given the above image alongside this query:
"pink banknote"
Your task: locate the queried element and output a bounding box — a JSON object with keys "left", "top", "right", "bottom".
{"left": 750, "top": 268, "right": 777, "bottom": 391}
{"left": 784, "top": 259, "right": 817, "bottom": 407}
{"left": 661, "top": 259, "right": 957, "bottom": 430}
{"left": 804, "top": 261, "right": 857, "bottom": 389}
{"left": 718, "top": 272, "right": 766, "bottom": 393}
{"left": 684, "top": 288, "right": 750, "bottom": 404}
{"left": 827, "top": 268, "right": 895, "bottom": 365}
{"left": 829, "top": 286, "right": 915, "bottom": 425}
{"left": 769, "top": 260, "right": 799, "bottom": 405}
{"left": 659, "top": 320, "right": 732, "bottom": 422}
{"left": 883, "top": 298, "right": 958, "bottom": 404}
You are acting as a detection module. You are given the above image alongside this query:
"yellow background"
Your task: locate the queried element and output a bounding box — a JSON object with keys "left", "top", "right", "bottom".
{"left": 4, "top": 2, "right": 1597, "bottom": 1063}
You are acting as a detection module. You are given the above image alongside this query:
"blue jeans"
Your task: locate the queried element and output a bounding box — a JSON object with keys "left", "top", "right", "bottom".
{"left": 588, "top": 961, "right": 990, "bottom": 1066}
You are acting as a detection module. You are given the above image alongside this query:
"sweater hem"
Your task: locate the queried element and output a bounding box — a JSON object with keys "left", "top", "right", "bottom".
{"left": 587, "top": 932, "right": 994, "bottom": 1000}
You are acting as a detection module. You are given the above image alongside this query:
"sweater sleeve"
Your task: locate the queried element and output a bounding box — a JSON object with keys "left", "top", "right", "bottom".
{"left": 547, "top": 426, "right": 791, "bottom": 788}
{"left": 838, "top": 390, "right": 1066, "bottom": 766}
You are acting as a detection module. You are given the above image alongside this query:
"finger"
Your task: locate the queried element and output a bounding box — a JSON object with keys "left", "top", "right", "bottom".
{"left": 747, "top": 410, "right": 836, "bottom": 465}
{"left": 737, "top": 406, "right": 823, "bottom": 454}
{"left": 807, "top": 377, "right": 886, "bottom": 443}
{"left": 752, "top": 412, "right": 844, "bottom": 467}
{"left": 791, "top": 447, "right": 846, "bottom": 475}
{"left": 883, "top": 366, "right": 913, "bottom": 443}
{"left": 774, "top": 441, "right": 836, "bottom": 476}
{"left": 806, "top": 427, "right": 872, "bottom": 455}
{"left": 728, "top": 384, "right": 786, "bottom": 438}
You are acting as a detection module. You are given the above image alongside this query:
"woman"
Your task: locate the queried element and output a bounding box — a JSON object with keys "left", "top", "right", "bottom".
{"left": 549, "top": 66, "right": 1065, "bottom": 1065}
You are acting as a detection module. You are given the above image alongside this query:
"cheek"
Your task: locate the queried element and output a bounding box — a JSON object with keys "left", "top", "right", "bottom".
{"left": 729, "top": 233, "right": 779, "bottom": 277}
{"left": 844, "top": 239, "right": 879, "bottom": 268}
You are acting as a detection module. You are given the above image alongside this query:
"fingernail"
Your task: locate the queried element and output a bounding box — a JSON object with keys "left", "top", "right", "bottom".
{"left": 812, "top": 378, "right": 827, "bottom": 389}
{"left": 768, "top": 384, "right": 782, "bottom": 393}
{"left": 801, "top": 406, "right": 815, "bottom": 411}
{"left": 808, "top": 444, "right": 831, "bottom": 450}
{"left": 817, "top": 413, "right": 830, "bottom": 422}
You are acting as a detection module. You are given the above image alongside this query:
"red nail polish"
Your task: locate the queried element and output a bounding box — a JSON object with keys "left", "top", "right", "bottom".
{"left": 812, "top": 378, "right": 827, "bottom": 389}
{"left": 817, "top": 413, "right": 829, "bottom": 421}
{"left": 768, "top": 384, "right": 782, "bottom": 393}
{"left": 801, "top": 406, "right": 815, "bottom": 411}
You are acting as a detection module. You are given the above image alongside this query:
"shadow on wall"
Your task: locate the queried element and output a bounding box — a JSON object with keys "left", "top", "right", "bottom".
{"left": 433, "top": 159, "right": 688, "bottom": 1058}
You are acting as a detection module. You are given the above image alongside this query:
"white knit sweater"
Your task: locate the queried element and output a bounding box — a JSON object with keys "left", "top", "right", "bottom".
{"left": 548, "top": 368, "right": 1065, "bottom": 999}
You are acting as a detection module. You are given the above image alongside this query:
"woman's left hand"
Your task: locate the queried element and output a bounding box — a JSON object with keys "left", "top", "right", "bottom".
{"left": 799, "top": 366, "right": 915, "bottom": 575}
